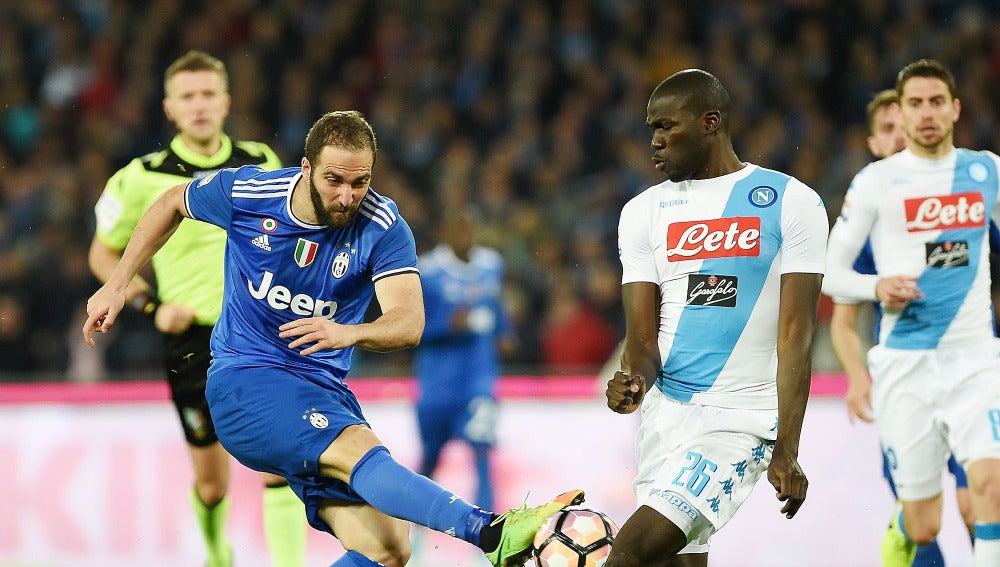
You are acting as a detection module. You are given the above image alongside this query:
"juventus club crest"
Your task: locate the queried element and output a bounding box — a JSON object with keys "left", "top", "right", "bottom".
{"left": 332, "top": 251, "right": 351, "bottom": 278}
{"left": 294, "top": 238, "right": 318, "bottom": 267}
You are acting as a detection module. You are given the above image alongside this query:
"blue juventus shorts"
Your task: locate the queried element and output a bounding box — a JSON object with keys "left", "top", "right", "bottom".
{"left": 205, "top": 360, "right": 370, "bottom": 533}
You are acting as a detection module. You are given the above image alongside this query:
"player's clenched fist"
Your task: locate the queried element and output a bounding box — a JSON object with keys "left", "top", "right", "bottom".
{"left": 606, "top": 370, "right": 646, "bottom": 414}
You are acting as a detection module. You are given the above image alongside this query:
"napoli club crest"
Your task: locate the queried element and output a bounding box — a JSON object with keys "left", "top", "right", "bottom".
{"left": 332, "top": 251, "right": 351, "bottom": 278}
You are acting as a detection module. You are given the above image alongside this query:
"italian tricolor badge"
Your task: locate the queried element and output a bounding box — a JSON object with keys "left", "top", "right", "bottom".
{"left": 294, "top": 238, "right": 318, "bottom": 267}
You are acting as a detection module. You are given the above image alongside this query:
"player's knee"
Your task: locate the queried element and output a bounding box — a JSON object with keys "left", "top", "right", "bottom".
{"left": 966, "top": 459, "right": 1000, "bottom": 514}
{"left": 903, "top": 515, "right": 940, "bottom": 545}
{"left": 362, "top": 539, "right": 410, "bottom": 567}
{"left": 194, "top": 479, "right": 228, "bottom": 507}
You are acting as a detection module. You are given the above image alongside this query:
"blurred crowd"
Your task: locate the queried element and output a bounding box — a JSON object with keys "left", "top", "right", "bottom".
{"left": 2, "top": 0, "right": 1000, "bottom": 381}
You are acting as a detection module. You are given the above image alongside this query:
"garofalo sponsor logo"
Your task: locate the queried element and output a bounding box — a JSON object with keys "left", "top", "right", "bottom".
{"left": 686, "top": 274, "right": 738, "bottom": 307}
{"left": 925, "top": 240, "right": 969, "bottom": 267}
{"left": 248, "top": 271, "right": 337, "bottom": 318}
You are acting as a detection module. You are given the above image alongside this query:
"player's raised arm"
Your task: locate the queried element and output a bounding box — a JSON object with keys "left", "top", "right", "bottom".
{"left": 82, "top": 182, "right": 191, "bottom": 346}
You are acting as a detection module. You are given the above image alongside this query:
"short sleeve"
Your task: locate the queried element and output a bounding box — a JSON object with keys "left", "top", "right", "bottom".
{"left": 779, "top": 179, "right": 828, "bottom": 274}
{"left": 93, "top": 160, "right": 146, "bottom": 250}
{"left": 370, "top": 215, "right": 419, "bottom": 281}
{"left": 618, "top": 195, "right": 657, "bottom": 284}
{"left": 184, "top": 167, "right": 240, "bottom": 229}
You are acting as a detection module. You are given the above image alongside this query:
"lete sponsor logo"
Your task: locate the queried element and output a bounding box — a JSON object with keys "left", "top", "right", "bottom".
{"left": 904, "top": 192, "right": 985, "bottom": 232}
{"left": 666, "top": 217, "right": 761, "bottom": 261}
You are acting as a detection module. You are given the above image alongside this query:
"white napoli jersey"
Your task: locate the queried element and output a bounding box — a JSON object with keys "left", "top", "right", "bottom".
{"left": 619, "top": 164, "right": 828, "bottom": 409}
{"left": 825, "top": 148, "right": 1000, "bottom": 350}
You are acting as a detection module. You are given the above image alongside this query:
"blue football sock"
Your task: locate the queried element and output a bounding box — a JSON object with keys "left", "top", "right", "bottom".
{"left": 349, "top": 446, "right": 493, "bottom": 546}
{"left": 330, "top": 550, "right": 383, "bottom": 566}
{"left": 473, "top": 445, "right": 494, "bottom": 512}
{"left": 913, "top": 540, "right": 944, "bottom": 566}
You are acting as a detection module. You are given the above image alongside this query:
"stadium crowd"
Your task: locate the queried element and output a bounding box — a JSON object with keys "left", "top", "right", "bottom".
{"left": 1, "top": 0, "right": 1000, "bottom": 380}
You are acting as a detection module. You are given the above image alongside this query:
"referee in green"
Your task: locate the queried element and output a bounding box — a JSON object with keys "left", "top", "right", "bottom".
{"left": 88, "top": 51, "right": 305, "bottom": 567}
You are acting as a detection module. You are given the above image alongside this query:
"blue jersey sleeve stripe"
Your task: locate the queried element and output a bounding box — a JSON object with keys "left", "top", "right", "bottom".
{"left": 232, "top": 191, "right": 287, "bottom": 199}
{"left": 365, "top": 193, "right": 398, "bottom": 221}
{"left": 361, "top": 199, "right": 395, "bottom": 226}
{"left": 359, "top": 209, "right": 390, "bottom": 230}
{"left": 372, "top": 266, "right": 419, "bottom": 282}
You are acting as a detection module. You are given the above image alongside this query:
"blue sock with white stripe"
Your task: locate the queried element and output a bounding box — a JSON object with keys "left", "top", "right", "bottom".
{"left": 913, "top": 540, "right": 943, "bottom": 566}
{"left": 974, "top": 522, "right": 1000, "bottom": 567}
{"left": 349, "top": 446, "right": 493, "bottom": 545}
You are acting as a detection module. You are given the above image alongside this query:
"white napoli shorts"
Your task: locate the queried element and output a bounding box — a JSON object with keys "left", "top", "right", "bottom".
{"left": 633, "top": 387, "right": 778, "bottom": 554}
{"left": 869, "top": 339, "right": 1000, "bottom": 501}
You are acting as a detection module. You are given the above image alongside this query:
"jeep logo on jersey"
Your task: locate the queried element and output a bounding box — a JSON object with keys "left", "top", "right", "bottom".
{"left": 666, "top": 217, "right": 761, "bottom": 260}
{"left": 686, "top": 274, "right": 738, "bottom": 307}
{"left": 248, "top": 271, "right": 338, "bottom": 318}
{"left": 904, "top": 192, "right": 985, "bottom": 232}
{"left": 331, "top": 251, "right": 350, "bottom": 279}
{"left": 294, "top": 238, "right": 319, "bottom": 267}
{"left": 925, "top": 240, "right": 969, "bottom": 267}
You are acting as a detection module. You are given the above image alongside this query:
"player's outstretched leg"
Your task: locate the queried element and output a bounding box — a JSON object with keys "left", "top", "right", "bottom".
{"left": 481, "top": 489, "right": 586, "bottom": 567}
{"left": 881, "top": 505, "right": 916, "bottom": 567}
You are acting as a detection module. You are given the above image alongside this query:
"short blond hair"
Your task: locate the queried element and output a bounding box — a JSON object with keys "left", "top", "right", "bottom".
{"left": 865, "top": 89, "right": 899, "bottom": 136}
{"left": 164, "top": 50, "right": 228, "bottom": 93}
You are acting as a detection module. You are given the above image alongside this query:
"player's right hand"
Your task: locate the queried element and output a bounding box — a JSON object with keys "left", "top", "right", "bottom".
{"left": 82, "top": 286, "right": 126, "bottom": 348}
{"left": 606, "top": 370, "right": 646, "bottom": 414}
{"left": 154, "top": 303, "right": 197, "bottom": 335}
{"left": 844, "top": 376, "right": 874, "bottom": 424}
{"left": 875, "top": 275, "right": 923, "bottom": 310}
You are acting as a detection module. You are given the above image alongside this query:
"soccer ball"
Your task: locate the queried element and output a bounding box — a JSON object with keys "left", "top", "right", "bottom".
{"left": 532, "top": 508, "right": 618, "bottom": 567}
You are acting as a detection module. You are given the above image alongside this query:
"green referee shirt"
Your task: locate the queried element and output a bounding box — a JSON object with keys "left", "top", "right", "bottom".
{"left": 94, "top": 134, "right": 282, "bottom": 325}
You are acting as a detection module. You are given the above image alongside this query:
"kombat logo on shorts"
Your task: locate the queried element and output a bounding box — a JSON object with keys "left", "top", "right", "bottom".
{"left": 687, "top": 274, "right": 738, "bottom": 307}
{"left": 182, "top": 407, "right": 209, "bottom": 441}
{"left": 302, "top": 407, "right": 329, "bottom": 429}
{"left": 666, "top": 217, "right": 761, "bottom": 261}
{"left": 904, "top": 192, "right": 985, "bottom": 232}
{"left": 294, "top": 238, "right": 319, "bottom": 267}
{"left": 925, "top": 240, "right": 969, "bottom": 267}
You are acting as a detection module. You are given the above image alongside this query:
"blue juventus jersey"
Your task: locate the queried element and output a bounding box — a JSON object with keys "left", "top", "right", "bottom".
{"left": 413, "top": 245, "right": 510, "bottom": 406}
{"left": 184, "top": 165, "right": 418, "bottom": 381}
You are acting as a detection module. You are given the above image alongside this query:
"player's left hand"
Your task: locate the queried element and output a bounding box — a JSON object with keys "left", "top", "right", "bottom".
{"left": 279, "top": 317, "right": 356, "bottom": 356}
{"left": 82, "top": 286, "right": 126, "bottom": 348}
{"left": 766, "top": 444, "right": 808, "bottom": 519}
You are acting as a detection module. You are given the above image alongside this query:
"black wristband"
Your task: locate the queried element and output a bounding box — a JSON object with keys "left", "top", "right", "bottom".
{"left": 129, "top": 292, "right": 161, "bottom": 318}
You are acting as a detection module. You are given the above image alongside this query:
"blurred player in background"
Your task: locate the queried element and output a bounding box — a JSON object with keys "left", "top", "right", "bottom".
{"left": 83, "top": 110, "right": 583, "bottom": 567}
{"left": 829, "top": 88, "right": 974, "bottom": 565}
{"left": 88, "top": 50, "right": 304, "bottom": 567}
{"left": 824, "top": 58, "right": 1000, "bottom": 567}
{"left": 414, "top": 209, "right": 516, "bottom": 512}
{"left": 606, "top": 69, "right": 827, "bottom": 566}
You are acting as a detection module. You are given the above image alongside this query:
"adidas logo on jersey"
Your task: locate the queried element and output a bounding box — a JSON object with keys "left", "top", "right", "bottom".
{"left": 252, "top": 234, "right": 272, "bottom": 251}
